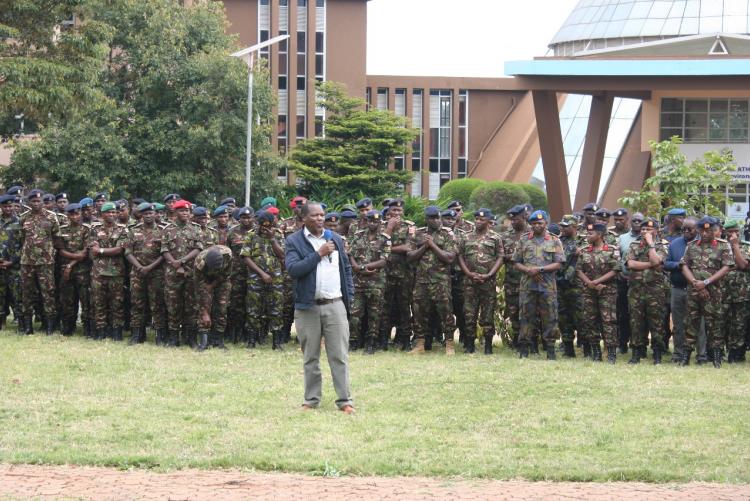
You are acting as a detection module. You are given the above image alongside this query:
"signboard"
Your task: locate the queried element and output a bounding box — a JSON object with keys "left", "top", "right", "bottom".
{"left": 728, "top": 202, "right": 748, "bottom": 220}
{"left": 680, "top": 144, "right": 750, "bottom": 182}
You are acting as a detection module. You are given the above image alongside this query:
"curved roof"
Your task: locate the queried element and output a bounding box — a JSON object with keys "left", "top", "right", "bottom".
{"left": 551, "top": 0, "right": 750, "bottom": 47}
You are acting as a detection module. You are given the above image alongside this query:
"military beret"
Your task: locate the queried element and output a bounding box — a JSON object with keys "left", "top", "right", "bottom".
{"left": 643, "top": 217, "right": 659, "bottom": 228}
{"left": 446, "top": 200, "right": 462, "bottom": 210}
{"left": 267, "top": 206, "right": 279, "bottom": 216}
{"left": 192, "top": 206, "right": 207, "bottom": 217}
{"left": 153, "top": 203, "right": 166, "bottom": 211}
{"left": 132, "top": 198, "right": 146, "bottom": 206}
{"left": 506, "top": 204, "right": 525, "bottom": 216}
{"left": 424, "top": 205, "right": 440, "bottom": 217}
{"left": 100, "top": 202, "right": 116, "bottom": 213}
{"left": 289, "top": 195, "right": 307, "bottom": 208}
{"left": 381, "top": 198, "right": 393, "bottom": 208}
{"left": 5, "top": 186, "right": 23, "bottom": 196}
{"left": 219, "top": 197, "right": 237, "bottom": 206}
{"left": 381, "top": 207, "right": 390, "bottom": 217}
{"left": 0, "top": 194, "right": 15, "bottom": 204}
{"left": 213, "top": 205, "right": 230, "bottom": 217}
{"left": 340, "top": 209, "right": 357, "bottom": 220}
{"left": 474, "top": 208, "right": 494, "bottom": 218}
{"left": 667, "top": 208, "right": 687, "bottom": 217}
{"left": 441, "top": 209, "right": 457, "bottom": 218}
{"left": 236, "top": 206, "right": 254, "bottom": 218}
{"left": 94, "top": 192, "right": 108, "bottom": 202}
{"left": 724, "top": 219, "right": 740, "bottom": 230}
{"left": 27, "top": 189, "right": 44, "bottom": 200}
{"left": 548, "top": 223, "right": 561, "bottom": 236}
{"left": 55, "top": 193, "right": 68, "bottom": 201}
{"left": 325, "top": 212, "right": 339, "bottom": 222}
{"left": 260, "top": 196, "right": 277, "bottom": 209}
{"left": 64, "top": 203, "right": 81, "bottom": 213}
{"left": 696, "top": 216, "right": 718, "bottom": 229}
{"left": 631, "top": 212, "right": 645, "bottom": 222}
{"left": 256, "top": 209, "right": 275, "bottom": 226}
{"left": 115, "top": 199, "right": 129, "bottom": 210}
{"left": 172, "top": 200, "right": 191, "bottom": 210}
{"left": 559, "top": 214, "right": 577, "bottom": 226}
{"left": 528, "top": 210, "right": 548, "bottom": 223}
{"left": 594, "top": 208, "right": 612, "bottom": 218}
{"left": 613, "top": 208, "right": 629, "bottom": 217}
{"left": 587, "top": 223, "right": 608, "bottom": 233}
{"left": 137, "top": 202, "right": 155, "bottom": 212}
{"left": 582, "top": 202, "right": 599, "bottom": 212}
{"left": 523, "top": 203, "right": 534, "bottom": 213}
{"left": 79, "top": 197, "right": 94, "bottom": 208}
{"left": 355, "top": 197, "right": 372, "bottom": 209}
{"left": 366, "top": 209, "right": 381, "bottom": 220}
{"left": 163, "top": 193, "right": 181, "bottom": 203}
{"left": 42, "top": 193, "right": 55, "bottom": 202}
{"left": 389, "top": 198, "right": 404, "bottom": 208}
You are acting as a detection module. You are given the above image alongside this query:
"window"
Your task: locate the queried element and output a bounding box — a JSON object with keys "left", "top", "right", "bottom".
{"left": 660, "top": 98, "right": 750, "bottom": 143}
{"left": 394, "top": 89, "right": 406, "bottom": 170}
{"left": 458, "top": 90, "right": 468, "bottom": 178}
{"left": 376, "top": 88, "right": 388, "bottom": 110}
{"left": 428, "top": 89, "right": 452, "bottom": 199}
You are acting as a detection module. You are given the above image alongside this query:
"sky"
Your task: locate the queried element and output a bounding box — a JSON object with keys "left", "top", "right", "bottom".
{"left": 366, "top": 0, "right": 580, "bottom": 77}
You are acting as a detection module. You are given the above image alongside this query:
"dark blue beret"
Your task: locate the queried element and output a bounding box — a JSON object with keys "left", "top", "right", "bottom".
{"left": 424, "top": 205, "right": 440, "bottom": 217}
{"left": 192, "top": 206, "right": 207, "bottom": 217}
{"left": 355, "top": 198, "right": 372, "bottom": 209}
{"left": 65, "top": 203, "right": 81, "bottom": 213}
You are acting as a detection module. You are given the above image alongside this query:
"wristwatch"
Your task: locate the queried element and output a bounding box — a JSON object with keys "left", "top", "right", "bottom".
{"left": 703, "top": 279, "right": 710, "bottom": 286}
{"left": 98, "top": 248, "right": 104, "bottom": 256}
{"left": 538, "top": 267, "right": 544, "bottom": 274}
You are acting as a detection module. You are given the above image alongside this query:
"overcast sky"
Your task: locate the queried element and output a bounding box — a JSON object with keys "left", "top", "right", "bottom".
{"left": 366, "top": 0, "right": 580, "bottom": 77}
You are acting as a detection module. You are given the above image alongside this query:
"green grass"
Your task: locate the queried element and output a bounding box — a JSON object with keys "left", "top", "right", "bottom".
{"left": 0, "top": 331, "right": 749, "bottom": 482}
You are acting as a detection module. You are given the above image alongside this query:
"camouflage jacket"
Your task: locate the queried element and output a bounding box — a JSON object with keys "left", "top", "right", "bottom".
{"left": 680, "top": 238, "right": 734, "bottom": 285}
{"left": 0, "top": 215, "right": 22, "bottom": 267}
{"left": 723, "top": 240, "right": 750, "bottom": 303}
{"left": 57, "top": 223, "right": 91, "bottom": 269}
{"left": 161, "top": 221, "right": 204, "bottom": 261}
{"left": 576, "top": 243, "right": 621, "bottom": 292}
{"left": 386, "top": 219, "right": 416, "bottom": 278}
{"left": 198, "top": 226, "right": 218, "bottom": 246}
{"left": 557, "top": 234, "right": 579, "bottom": 286}
{"left": 348, "top": 228, "right": 392, "bottom": 289}
{"left": 239, "top": 230, "right": 285, "bottom": 282}
{"left": 411, "top": 226, "right": 457, "bottom": 285}
{"left": 458, "top": 229, "right": 503, "bottom": 276}
{"left": 19, "top": 209, "right": 61, "bottom": 266}
{"left": 125, "top": 222, "right": 163, "bottom": 266}
{"left": 89, "top": 222, "right": 128, "bottom": 277}
{"left": 512, "top": 231, "right": 565, "bottom": 293}
{"left": 500, "top": 227, "right": 527, "bottom": 286}
{"left": 625, "top": 237, "right": 669, "bottom": 286}
{"left": 194, "top": 245, "right": 233, "bottom": 283}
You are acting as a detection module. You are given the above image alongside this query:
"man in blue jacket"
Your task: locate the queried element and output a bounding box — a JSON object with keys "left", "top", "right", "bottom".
{"left": 285, "top": 201, "right": 355, "bottom": 414}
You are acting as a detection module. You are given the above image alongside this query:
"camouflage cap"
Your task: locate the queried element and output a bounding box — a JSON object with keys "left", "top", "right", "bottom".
{"left": 559, "top": 214, "right": 577, "bottom": 226}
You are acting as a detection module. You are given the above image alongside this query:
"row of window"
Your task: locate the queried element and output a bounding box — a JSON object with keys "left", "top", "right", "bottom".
{"left": 660, "top": 98, "right": 750, "bottom": 143}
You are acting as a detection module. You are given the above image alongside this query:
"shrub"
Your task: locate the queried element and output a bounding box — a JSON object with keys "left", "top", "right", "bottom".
{"left": 518, "top": 184, "right": 548, "bottom": 212}
{"left": 402, "top": 195, "right": 428, "bottom": 227}
{"left": 469, "top": 181, "right": 530, "bottom": 217}
{"left": 436, "top": 178, "right": 486, "bottom": 209}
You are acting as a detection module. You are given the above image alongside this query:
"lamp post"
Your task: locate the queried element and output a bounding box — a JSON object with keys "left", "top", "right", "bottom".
{"left": 231, "top": 34, "right": 290, "bottom": 207}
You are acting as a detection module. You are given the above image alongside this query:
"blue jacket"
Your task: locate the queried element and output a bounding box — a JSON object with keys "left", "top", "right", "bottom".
{"left": 285, "top": 227, "right": 354, "bottom": 312}
{"left": 664, "top": 236, "right": 690, "bottom": 288}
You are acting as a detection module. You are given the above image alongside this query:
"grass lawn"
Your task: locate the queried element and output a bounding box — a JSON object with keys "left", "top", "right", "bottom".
{"left": 0, "top": 331, "right": 749, "bottom": 482}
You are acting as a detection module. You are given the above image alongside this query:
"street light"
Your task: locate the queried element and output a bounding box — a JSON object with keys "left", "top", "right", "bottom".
{"left": 231, "top": 34, "right": 290, "bottom": 207}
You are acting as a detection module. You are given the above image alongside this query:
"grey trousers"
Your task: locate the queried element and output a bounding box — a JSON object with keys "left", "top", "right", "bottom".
{"left": 296, "top": 300, "right": 353, "bottom": 409}
{"left": 671, "top": 287, "right": 706, "bottom": 359}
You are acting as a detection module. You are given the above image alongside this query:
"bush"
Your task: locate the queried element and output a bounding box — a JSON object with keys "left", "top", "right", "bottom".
{"left": 402, "top": 195, "right": 428, "bottom": 227}
{"left": 469, "top": 181, "right": 530, "bottom": 217}
{"left": 518, "top": 184, "right": 548, "bottom": 212}
{"left": 436, "top": 178, "right": 486, "bottom": 209}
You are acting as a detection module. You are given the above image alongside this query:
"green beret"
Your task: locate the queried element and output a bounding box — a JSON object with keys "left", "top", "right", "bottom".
{"left": 724, "top": 219, "right": 740, "bottom": 230}
{"left": 137, "top": 202, "right": 155, "bottom": 212}
{"left": 260, "top": 196, "right": 277, "bottom": 208}
{"left": 153, "top": 203, "right": 166, "bottom": 212}
{"left": 100, "top": 202, "right": 116, "bottom": 213}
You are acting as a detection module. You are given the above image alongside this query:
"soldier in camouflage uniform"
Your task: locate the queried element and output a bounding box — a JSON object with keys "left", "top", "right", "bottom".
{"left": 624, "top": 218, "right": 669, "bottom": 364}
{"left": 512, "top": 210, "right": 565, "bottom": 359}
{"left": 240, "top": 210, "right": 285, "bottom": 349}
{"left": 348, "top": 210, "right": 393, "bottom": 353}
{"left": 408, "top": 205, "right": 457, "bottom": 355}
{"left": 576, "top": 223, "right": 622, "bottom": 363}
{"left": 680, "top": 216, "right": 734, "bottom": 367}
{"left": 594, "top": 208, "right": 620, "bottom": 246}
{"left": 161, "top": 199, "right": 204, "bottom": 347}
{"left": 556, "top": 215, "right": 581, "bottom": 357}
{"left": 193, "top": 206, "right": 218, "bottom": 245}
{"left": 163, "top": 194, "right": 181, "bottom": 224}
{"left": 0, "top": 195, "right": 21, "bottom": 331}
{"left": 124, "top": 203, "right": 166, "bottom": 345}
{"left": 88, "top": 202, "right": 128, "bottom": 340}
{"left": 440, "top": 208, "right": 468, "bottom": 347}
{"left": 226, "top": 206, "right": 255, "bottom": 343}
{"left": 211, "top": 205, "right": 232, "bottom": 246}
{"left": 55, "top": 203, "right": 92, "bottom": 337}
{"left": 19, "top": 189, "right": 61, "bottom": 335}
{"left": 194, "top": 244, "right": 233, "bottom": 351}
{"left": 457, "top": 208, "right": 504, "bottom": 354}
{"left": 446, "top": 200, "right": 475, "bottom": 233}
{"left": 501, "top": 205, "right": 529, "bottom": 349}
{"left": 352, "top": 197, "right": 373, "bottom": 235}
{"left": 725, "top": 221, "right": 749, "bottom": 363}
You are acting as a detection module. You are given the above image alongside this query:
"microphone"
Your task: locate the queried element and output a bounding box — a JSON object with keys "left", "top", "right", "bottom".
{"left": 323, "top": 229, "right": 333, "bottom": 263}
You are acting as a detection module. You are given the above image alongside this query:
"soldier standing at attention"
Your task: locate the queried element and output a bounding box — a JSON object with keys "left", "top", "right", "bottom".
{"left": 501, "top": 205, "right": 529, "bottom": 350}
{"left": 161, "top": 199, "right": 204, "bottom": 347}
{"left": 226, "top": 206, "right": 255, "bottom": 344}
{"left": 0, "top": 195, "right": 21, "bottom": 331}
{"left": 408, "top": 206, "right": 457, "bottom": 355}
{"left": 576, "top": 223, "right": 621, "bottom": 363}
{"left": 88, "top": 202, "right": 127, "bottom": 340}
{"left": 55, "top": 203, "right": 92, "bottom": 337}
{"left": 556, "top": 215, "right": 581, "bottom": 358}
{"left": 124, "top": 203, "right": 166, "bottom": 345}
{"left": 680, "top": 216, "right": 733, "bottom": 367}
{"left": 19, "top": 189, "right": 61, "bottom": 335}
{"left": 348, "top": 210, "right": 393, "bottom": 353}
{"left": 457, "top": 208, "right": 504, "bottom": 354}
{"left": 724, "top": 220, "right": 749, "bottom": 363}
{"left": 194, "top": 245, "right": 233, "bottom": 351}
{"left": 512, "top": 210, "right": 564, "bottom": 359}
{"left": 337, "top": 209, "right": 357, "bottom": 238}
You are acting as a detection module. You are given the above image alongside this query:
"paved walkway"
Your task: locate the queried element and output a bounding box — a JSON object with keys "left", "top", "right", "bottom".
{"left": 0, "top": 465, "right": 748, "bottom": 500}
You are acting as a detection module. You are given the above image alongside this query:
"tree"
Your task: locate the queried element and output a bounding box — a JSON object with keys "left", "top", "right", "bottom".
{"left": 289, "top": 81, "right": 418, "bottom": 202}
{"left": 3, "top": 0, "right": 285, "bottom": 204}
{"left": 468, "top": 181, "right": 530, "bottom": 216}
{"left": 618, "top": 137, "right": 737, "bottom": 218}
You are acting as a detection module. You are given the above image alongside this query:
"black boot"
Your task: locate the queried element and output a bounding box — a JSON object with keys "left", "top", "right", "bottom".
{"left": 591, "top": 343, "right": 602, "bottom": 362}
{"left": 606, "top": 346, "right": 616, "bottom": 364}
{"left": 563, "top": 340, "right": 576, "bottom": 358}
{"left": 213, "top": 330, "right": 228, "bottom": 350}
{"left": 679, "top": 349, "right": 692, "bottom": 366}
{"left": 399, "top": 334, "right": 410, "bottom": 351}
{"left": 653, "top": 346, "right": 662, "bottom": 365}
{"left": 272, "top": 331, "right": 283, "bottom": 351}
{"left": 640, "top": 345, "right": 648, "bottom": 359}
{"left": 618, "top": 343, "right": 628, "bottom": 355}
{"left": 166, "top": 330, "right": 179, "bottom": 347}
{"left": 23, "top": 316, "right": 33, "bottom": 335}
{"left": 365, "top": 337, "right": 375, "bottom": 355}
{"left": 628, "top": 348, "right": 641, "bottom": 364}
{"left": 424, "top": 335, "right": 433, "bottom": 351}
{"left": 464, "top": 336, "right": 476, "bottom": 354}
{"left": 196, "top": 331, "right": 209, "bottom": 351}
{"left": 518, "top": 345, "right": 529, "bottom": 359}
{"left": 582, "top": 342, "right": 591, "bottom": 358}
{"left": 45, "top": 319, "right": 55, "bottom": 336}
{"left": 83, "top": 320, "right": 92, "bottom": 339}
{"left": 530, "top": 338, "right": 539, "bottom": 355}
{"left": 129, "top": 327, "right": 142, "bottom": 345}
{"left": 246, "top": 330, "right": 257, "bottom": 349}
{"left": 111, "top": 327, "right": 123, "bottom": 341}
{"left": 546, "top": 344, "right": 556, "bottom": 360}
{"left": 155, "top": 328, "right": 166, "bottom": 346}
{"left": 484, "top": 334, "right": 493, "bottom": 355}
{"left": 713, "top": 348, "right": 723, "bottom": 368}
{"left": 95, "top": 329, "right": 107, "bottom": 341}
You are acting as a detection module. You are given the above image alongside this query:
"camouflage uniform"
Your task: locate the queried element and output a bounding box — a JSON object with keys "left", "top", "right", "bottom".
{"left": 450, "top": 226, "right": 469, "bottom": 344}
{"left": 512, "top": 231, "right": 565, "bottom": 348}
{"left": 348, "top": 228, "right": 391, "bottom": 350}
{"left": 239, "top": 230, "right": 285, "bottom": 346}
{"left": 198, "top": 225, "right": 218, "bottom": 246}
{"left": 194, "top": 245, "right": 233, "bottom": 347}
{"left": 410, "top": 226, "right": 457, "bottom": 344}
{"left": 56, "top": 222, "right": 92, "bottom": 335}
{"left": 576, "top": 243, "right": 621, "bottom": 348}
{"left": 89, "top": 221, "right": 128, "bottom": 336}
{"left": 500, "top": 228, "right": 526, "bottom": 346}
{"left": 381, "top": 220, "right": 416, "bottom": 347}
{"left": 459, "top": 229, "right": 503, "bottom": 348}
{"left": 227, "top": 224, "right": 253, "bottom": 342}
{"left": 680, "top": 238, "right": 734, "bottom": 352}
{"left": 724, "top": 240, "right": 750, "bottom": 354}
{"left": 557, "top": 233, "right": 580, "bottom": 345}
{"left": 125, "top": 222, "right": 166, "bottom": 336}
{"left": 625, "top": 238, "right": 669, "bottom": 353}
{"left": 19, "top": 209, "right": 61, "bottom": 327}
{"left": 0, "top": 215, "right": 21, "bottom": 325}
{"left": 161, "top": 220, "right": 204, "bottom": 345}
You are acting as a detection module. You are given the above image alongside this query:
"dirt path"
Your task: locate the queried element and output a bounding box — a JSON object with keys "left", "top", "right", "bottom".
{"left": 0, "top": 464, "right": 748, "bottom": 500}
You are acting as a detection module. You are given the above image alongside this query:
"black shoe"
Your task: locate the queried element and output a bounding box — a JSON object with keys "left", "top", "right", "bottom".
{"left": 546, "top": 345, "right": 556, "bottom": 360}
{"left": 365, "top": 340, "right": 375, "bottom": 355}
{"left": 196, "top": 332, "right": 209, "bottom": 351}
{"left": 591, "top": 343, "right": 602, "bottom": 362}
{"left": 166, "top": 331, "right": 179, "bottom": 347}
{"left": 640, "top": 345, "right": 648, "bottom": 359}
{"left": 563, "top": 341, "right": 576, "bottom": 358}
{"left": 111, "top": 328, "right": 123, "bottom": 341}
{"left": 424, "top": 336, "right": 433, "bottom": 351}
{"left": 653, "top": 347, "right": 662, "bottom": 365}
{"left": 606, "top": 346, "right": 616, "bottom": 364}
{"left": 83, "top": 321, "right": 93, "bottom": 339}
{"left": 679, "top": 350, "right": 691, "bottom": 366}
{"left": 129, "top": 327, "right": 142, "bottom": 345}
{"left": 582, "top": 342, "right": 591, "bottom": 358}
{"left": 484, "top": 335, "right": 492, "bottom": 355}
{"left": 272, "top": 332, "right": 283, "bottom": 351}
{"left": 628, "top": 349, "right": 641, "bottom": 364}
{"left": 530, "top": 339, "right": 539, "bottom": 355}
{"left": 518, "top": 345, "right": 529, "bottom": 359}
{"left": 23, "top": 316, "right": 33, "bottom": 335}
{"left": 713, "top": 348, "right": 723, "bottom": 368}
{"left": 155, "top": 328, "right": 167, "bottom": 345}
{"left": 45, "top": 319, "right": 55, "bottom": 336}
{"left": 95, "top": 329, "right": 107, "bottom": 341}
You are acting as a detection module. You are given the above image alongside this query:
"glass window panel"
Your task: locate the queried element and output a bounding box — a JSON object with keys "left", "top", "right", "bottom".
{"left": 394, "top": 158, "right": 404, "bottom": 170}
{"left": 622, "top": 18, "right": 646, "bottom": 36}
{"left": 316, "top": 0, "right": 324, "bottom": 7}
{"left": 429, "top": 158, "right": 438, "bottom": 173}
{"left": 668, "top": 0, "right": 686, "bottom": 17}
{"left": 412, "top": 158, "right": 421, "bottom": 172}
{"left": 605, "top": 20, "right": 626, "bottom": 37}
{"left": 315, "top": 32, "right": 324, "bottom": 52}
{"left": 439, "top": 159, "right": 450, "bottom": 173}
{"left": 297, "top": 31, "right": 306, "bottom": 51}
{"left": 278, "top": 137, "right": 286, "bottom": 155}
{"left": 699, "top": 16, "right": 722, "bottom": 33}
{"left": 297, "top": 76, "right": 305, "bottom": 90}
{"left": 631, "top": 1, "right": 652, "bottom": 18}
{"left": 661, "top": 128, "right": 682, "bottom": 141}
{"left": 314, "top": 117, "right": 323, "bottom": 137}
{"left": 459, "top": 128, "right": 466, "bottom": 157}
{"left": 724, "top": 16, "right": 747, "bottom": 33}
{"left": 730, "top": 112, "right": 748, "bottom": 129}
{"left": 297, "top": 54, "right": 306, "bottom": 73}
{"left": 730, "top": 129, "right": 749, "bottom": 142}
{"left": 278, "top": 76, "right": 287, "bottom": 89}
{"left": 709, "top": 127, "right": 728, "bottom": 142}
{"left": 685, "top": 100, "right": 708, "bottom": 112}
{"left": 709, "top": 113, "right": 728, "bottom": 129}
{"left": 648, "top": 1, "right": 672, "bottom": 18}
{"left": 612, "top": 2, "right": 634, "bottom": 20}
{"left": 725, "top": 0, "right": 748, "bottom": 16}
{"left": 296, "top": 115, "right": 305, "bottom": 137}
{"left": 661, "top": 98, "right": 683, "bottom": 112}
{"left": 260, "top": 30, "right": 269, "bottom": 41}
{"left": 661, "top": 17, "right": 682, "bottom": 34}
{"left": 429, "top": 129, "right": 439, "bottom": 157}
{"left": 730, "top": 100, "right": 749, "bottom": 112}
{"left": 679, "top": 17, "right": 699, "bottom": 34}
{"left": 439, "top": 128, "right": 451, "bottom": 157}
{"left": 661, "top": 113, "right": 683, "bottom": 127}
{"left": 278, "top": 115, "right": 287, "bottom": 136}
{"left": 683, "top": 0, "right": 699, "bottom": 17}
{"left": 710, "top": 99, "right": 728, "bottom": 112}
{"left": 279, "top": 53, "right": 287, "bottom": 73}
{"left": 640, "top": 18, "right": 666, "bottom": 35}
{"left": 458, "top": 97, "right": 467, "bottom": 126}
{"left": 684, "top": 128, "right": 707, "bottom": 142}
{"left": 315, "top": 55, "right": 323, "bottom": 76}
{"left": 700, "top": 1, "right": 723, "bottom": 16}
{"left": 685, "top": 112, "right": 707, "bottom": 127}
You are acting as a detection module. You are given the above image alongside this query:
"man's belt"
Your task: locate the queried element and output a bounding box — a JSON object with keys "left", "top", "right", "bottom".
{"left": 315, "top": 297, "right": 342, "bottom": 305}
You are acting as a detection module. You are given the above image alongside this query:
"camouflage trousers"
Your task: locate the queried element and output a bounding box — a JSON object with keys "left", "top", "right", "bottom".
{"left": 196, "top": 273, "right": 231, "bottom": 333}
{"left": 503, "top": 282, "right": 521, "bottom": 344}
{"left": 686, "top": 286, "right": 724, "bottom": 350}
{"left": 245, "top": 274, "right": 283, "bottom": 337}
{"left": 381, "top": 272, "right": 412, "bottom": 340}
{"left": 59, "top": 266, "right": 91, "bottom": 327}
{"left": 725, "top": 301, "right": 749, "bottom": 349}
{"left": 349, "top": 284, "right": 385, "bottom": 346}
{"left": 463, "top": 278, "right": 497, "bottom": 337}
{"left": 129, "top": 268, "right": 166, "bottom": 330}
{"left": 579, "top": 286, "right": 618, "bottom": 347}
{"left": 227, "top": 265, "right": 247, "bottom": 332}
{"left": 21, "top": 265, "right": 56, "bottom": 320}
{"left": 627, "top": 282, "right": 666, "bottom": 351}
{"left": 557, "top": 283, "right": 579, "bottom": 343}
{"left": 164, "top": 267, "right": 196, "bottom": 333}
{"left": 91, "top": 274, "right": 125, "bottom": 330}
{"left": 412, "top": 280, "right": 455, "bottom": 341}
{"left": 452, "top": 272, "right": 467, "bottom": 339}
{"left": 518, "top": 289, "right": 558, "bottom": 346}
{"left": 0, "top": 268, "right": 20, "bottom": 319}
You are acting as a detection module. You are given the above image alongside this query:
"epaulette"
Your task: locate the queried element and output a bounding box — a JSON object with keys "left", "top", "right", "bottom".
{"left": 115, "top": 223, "right": 127, "bottom": 228}
{"left": 133, "top": 222, "right": 143, "bottom": 228}
{"left": 19, "top": 210, "right": 29, "bottom": 217}
{"left": 82, "top": 223, "right": 91, "bottom": 230}
{"left": 441, "top": 226, "right": 455, "bottom": 235}
{"left": 159, "top": 222, "right": 173, "bottom": 229}
{"left": 190, "top": 222, "right": 201, "bottom": 228}
{"left": 353, "top": 228, "right": 368, "bottom": 236}
{"left": 91, "top": 221, "right": 103, "bottom": 227}
{"left": 403, "top": 219, "right": 415, "bottom": 226}
{"left": 206, "top": 226, "right": 218, "bottom": 233}
{"left": 716, "top": 238, "right": 727, "bottom": 243}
